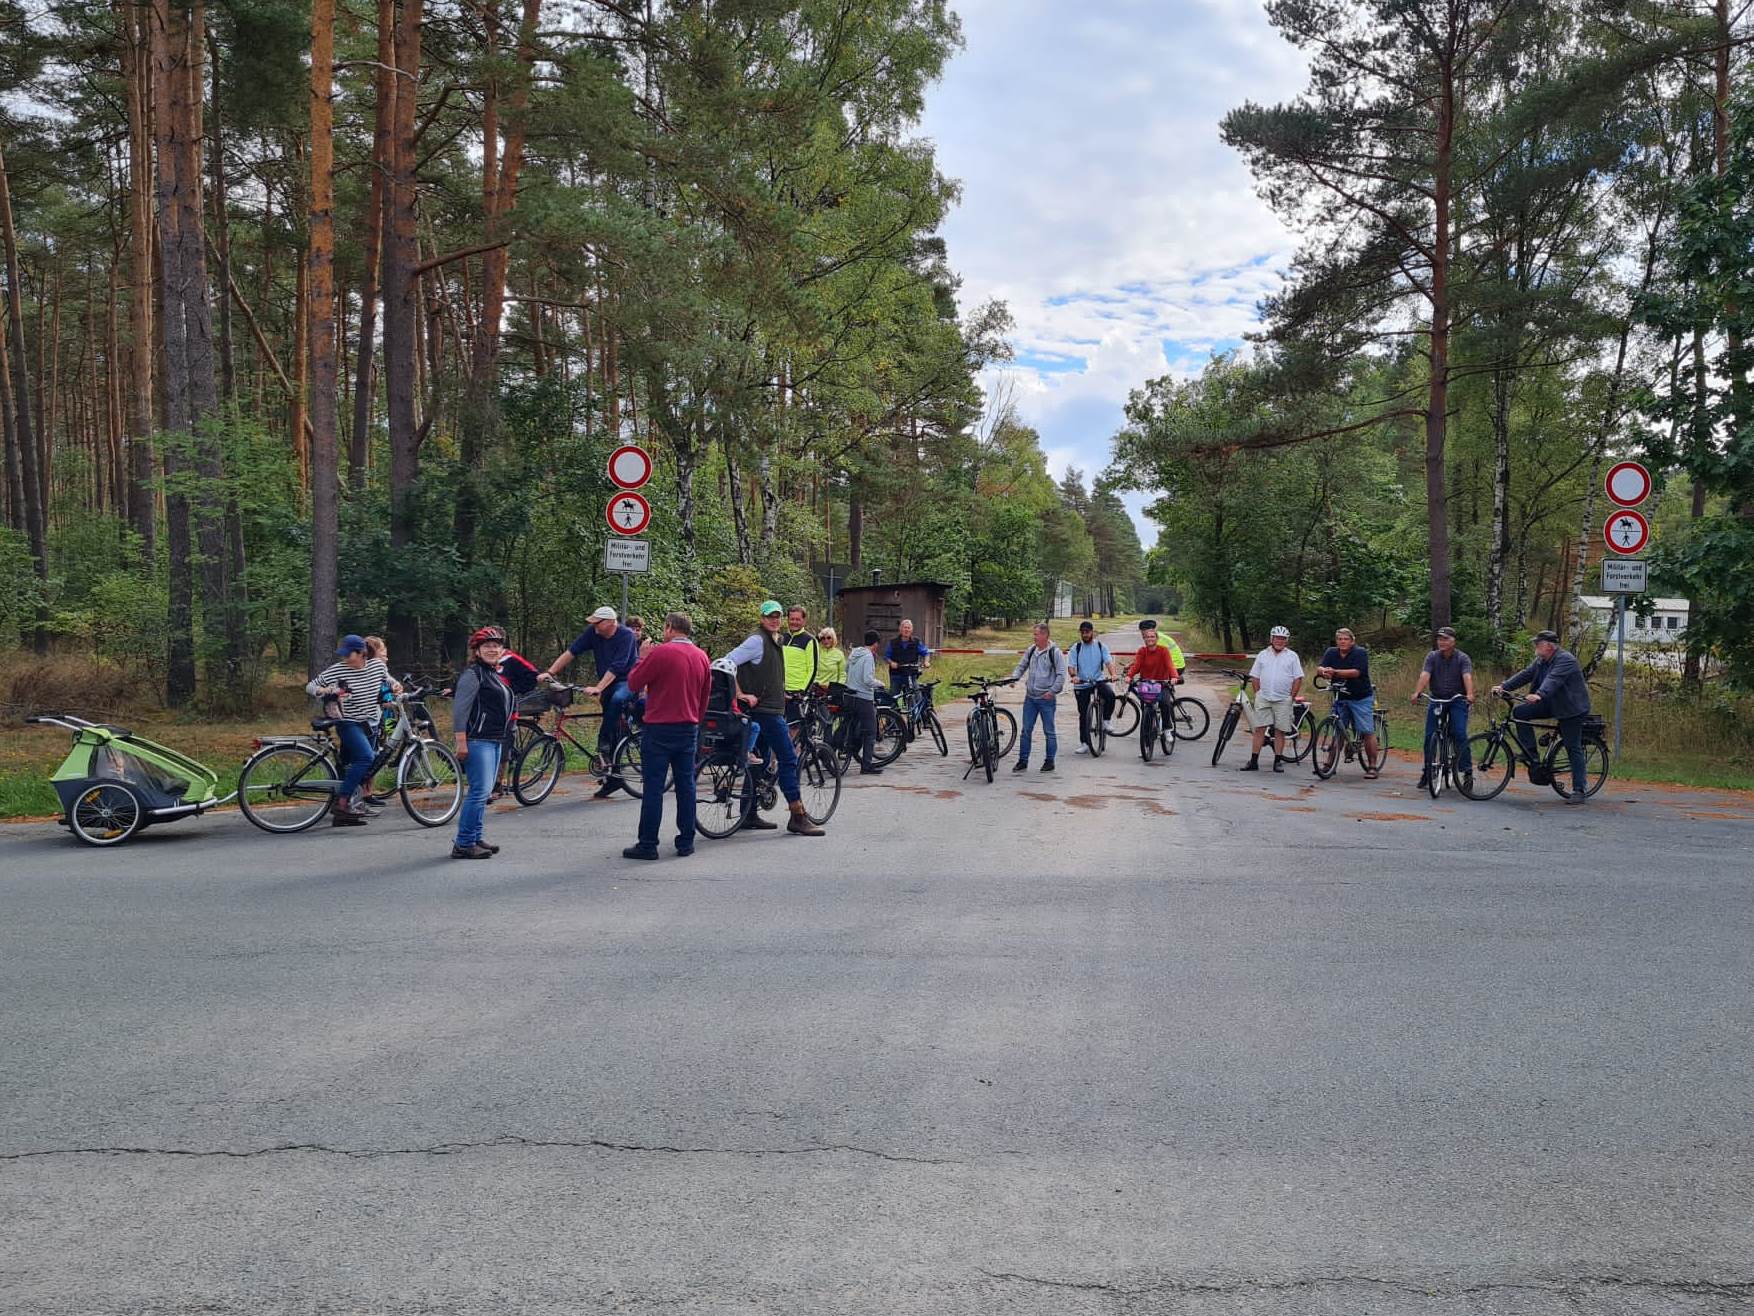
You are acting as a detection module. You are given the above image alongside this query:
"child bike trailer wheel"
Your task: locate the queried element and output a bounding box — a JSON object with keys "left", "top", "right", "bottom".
{"left": 67, "top": 781, "right": 144, "bottom": 846}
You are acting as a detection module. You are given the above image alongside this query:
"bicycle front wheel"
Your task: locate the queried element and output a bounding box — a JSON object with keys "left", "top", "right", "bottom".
{"left": 1170, "top": 695, "right": 1209, "bottom": 741}
{"left": 613, "top": 732, "right": 646, "bottom": 799}
{"left": 993, "top": 706, "right": 1018, "bottom": 759}
{"left": 693, "top": 753, "right": 749, "bottom": 839}
{"left": 1108, "top": 694, "right": 1140, "bottom": 738}
{"left": 238, "top": 743, "right": 337, "bottom": 833}
{"left": 1140, "top": 706, "right": 1156, "bottom": 762}
{"left": 873, "top": 707, "right": 907, "bottom": 767}
{"left": 1085, "top": 696, "right": 1105, "bottom": 758}
{"left": 798, "top": 746, "right": 842, "bottom": 824}
{"left": 399, "top": 740, "right": 462, "bottom": 826}
{"left": 1460, "top": 732, "right": 1511, "bottom": 799}
{"left": 1311, "top": 717, "right": 1341, "bottom": 779}
{"left": 1547, "top": 735, "right": 1609, "bottom": 799}
{"left": 1428, "top": 723, "right": 1449, "bottom": 799}
{"left": 511, "top": 733, "right": 564, "bottom": 806}
{"left": 979, "top": 714, "right": 996, "bottom": 783}
{"left": 1211, "top": 704, "right": 1240, "bottom": 766}
{"left": 924, "top": 708, "right": 949, "bottom": 757}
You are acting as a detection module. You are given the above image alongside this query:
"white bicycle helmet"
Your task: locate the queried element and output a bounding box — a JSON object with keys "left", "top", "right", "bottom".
{"left": 1270, "top": 625, "right": 1290, "bottom": 638}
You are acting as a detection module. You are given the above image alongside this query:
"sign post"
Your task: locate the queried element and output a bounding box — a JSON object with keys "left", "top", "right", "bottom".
{"left": 606, "top": 447, "right": 654, "bottom": 619}
{"left": 1600, "top": 459, "right": 1652, "bottom": 761}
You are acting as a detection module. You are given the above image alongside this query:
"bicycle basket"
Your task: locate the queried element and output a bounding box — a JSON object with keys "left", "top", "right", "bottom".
{"left": 1583, "top": 713, "right": 1606, "bottom": 733}
{"left": 1136, "top": 680, "right": 1163, "bottom": 702}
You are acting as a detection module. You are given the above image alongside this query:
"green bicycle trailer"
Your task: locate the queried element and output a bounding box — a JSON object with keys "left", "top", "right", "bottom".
{"left": 26, "top": 713, "right": 223, "bottom": 847}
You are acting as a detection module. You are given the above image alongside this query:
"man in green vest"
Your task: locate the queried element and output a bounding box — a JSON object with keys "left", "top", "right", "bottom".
{"left": 782, "top": 603, "right": 820, "bottom": 721}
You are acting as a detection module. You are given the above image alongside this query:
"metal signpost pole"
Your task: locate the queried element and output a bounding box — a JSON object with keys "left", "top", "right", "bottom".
{"left": 621, "top": 569, "right": 629, "bottom": 622}
{"left": 1615, "top": 596, "right": 1625, "bottom": 760}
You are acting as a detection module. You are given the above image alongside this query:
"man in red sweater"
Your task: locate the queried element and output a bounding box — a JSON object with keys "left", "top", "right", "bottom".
{"left": 621, "top": 612, "right": 712, "bottom": 860}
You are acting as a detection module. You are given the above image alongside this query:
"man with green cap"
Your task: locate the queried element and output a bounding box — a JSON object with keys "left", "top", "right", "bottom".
{"left": 716, "top": 599, "right": 826, "bottom": 836}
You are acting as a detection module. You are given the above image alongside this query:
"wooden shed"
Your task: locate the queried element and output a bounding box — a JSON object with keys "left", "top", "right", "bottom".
{"left": 836, "top": 581, "right": 949, "bottom": 651}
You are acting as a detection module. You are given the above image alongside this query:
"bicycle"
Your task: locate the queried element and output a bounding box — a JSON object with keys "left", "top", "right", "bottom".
{"left": 237, "top": 681, "right": 461, "bottom": 832}
{"left": 1072, "top": 679, "right": 1112, "bottom": 758}
{"left": 891, "top": 667, "right": 950, "bottom": 757}
{"left": 509, "top": 682, "right": 644, "bottom": 805}
{"left": 1415, "top": 692, "right": 1468, "bottom": 798}
{"left": 1209, "top": 669, "right": 1316, "bottom": 767}
{"left": 1309, "top": 674, "right": 1390, "bottom": 781}
{"left": 693, "top": 704, "right": 842, "bottom": 839}
{"left": 813, "top": 684, "right": 906, "bottom": 771}
{"left": 1110, "top": 676, "right": 1209, "bottom": 743}
{"left": 952, "top": 675, "right": 1017, "bottom": 784}
{"left": 1459, "top": 693, "right": 1611, "bottom": 801}
{"left": 1124, "top": 673, "right": 1176, "bottom": 763}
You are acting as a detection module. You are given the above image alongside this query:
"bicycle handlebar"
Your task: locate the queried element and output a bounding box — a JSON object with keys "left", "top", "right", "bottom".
{"left": 951, "top": 676, "right": 1016, "bottom": 691}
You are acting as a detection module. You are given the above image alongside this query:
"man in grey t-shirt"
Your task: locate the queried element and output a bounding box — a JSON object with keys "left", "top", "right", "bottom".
{"left": 1409, "top": 626, "right": 1475, "bottom": 789}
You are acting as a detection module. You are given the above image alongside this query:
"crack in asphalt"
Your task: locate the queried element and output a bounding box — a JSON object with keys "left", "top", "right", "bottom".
{"left": 0, "top": 1134, "right": 956, "bottom": 1166}
{"left": 979, "top": 1268, "right": 1754, "bottom": 1300}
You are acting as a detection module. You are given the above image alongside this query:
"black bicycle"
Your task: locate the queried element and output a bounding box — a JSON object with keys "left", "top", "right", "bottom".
{"left": 1125, "top": 674, "right": 1175, "bottom": 763}
{"left": 954, "top": 675, "right": 1017, "bottom": 783}
{"left": 1309, "top": 674, "right": 1389, "bottom": 781}
{"left": 891, "top": 668, "right": 950, "bottom": 757}
{"left": 693, "top": 705, "right": 841, "bottom": 838}
{"left": 1073, "top": 679, "right": 1113, "bottom": 758}
{"left": 1459, "top": 693, "right": 1611, "bottom": 801}
{"left": 817, "top": 685, "right": 906, "bottom": 770}
{"left": 1415, "top": 692, "right": 1469, "bottom": 798}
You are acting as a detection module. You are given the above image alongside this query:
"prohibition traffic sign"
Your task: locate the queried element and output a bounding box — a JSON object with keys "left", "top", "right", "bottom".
{"left": 607, "top": 491, "right": 652, "bottom": 536}
{"left": 607, "top": 445, "right": 653, "bottom": 490}
{"left": 1604, "top": 508, "right": 1650, "bottom": 555}
{"left": 1606, "top": 460, "right": 1652, "bottom": 507}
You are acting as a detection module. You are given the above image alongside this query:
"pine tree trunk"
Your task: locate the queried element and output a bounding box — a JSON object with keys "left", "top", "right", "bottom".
{"left": 382, "top": 0, "right": 424, "bottom": 656}
{"left": 207, "top": 27, "right": 236, "bottom": 405}
{"left": 150, "top": 0, "right": 197, "bottom": 703}
{"left": 0, "top": 308, "right": 21, "bottom": 531}
{"left": 1424, "top": 72, "right": 1455, "bottom": 635}
{"left": 307, "top": 0, "right": 340, "bottom": 672}
{"left": 1485, "top": 361, "right": 1511, "bottom": 647}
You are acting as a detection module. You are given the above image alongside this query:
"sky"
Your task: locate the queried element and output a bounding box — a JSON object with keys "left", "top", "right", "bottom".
{"left": 917, "top": 0, "right": 1309, "bottom": 546}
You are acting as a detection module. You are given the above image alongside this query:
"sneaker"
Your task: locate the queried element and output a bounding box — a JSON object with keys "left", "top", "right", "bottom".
{"left": 743, "top": 811, "right": 779, "bottom": 830}
{"left": 1563, "top": 790, "right": 1588, "bottom": 805}
{"left": 1416, "top": 773, "right": 1431, "bottom": 790}
{"left": 1272, "top": 757, "right": 1285, "bottom": 774}
{"left": 1075, "top": 745, "right": 1090, "bottom": 755}
{"left": 593, "top": 780, "right": 621, "bottom": 800}
{"left": 622, "top": 845, "right": 660, "bottom": 861}
{"left": 1459, "top": 773, "right": 1473, "bottom": 794}
{"left": 480, "top": 842, "right": 500, "bottom": 855}
{"left": 451, "top": 843, "right": 493, "bottom": 859}
{"left": 331, "top": 804, "right": 368, "bottom": 827}
{"left": 674, "top": 845, "right": 695, "bottom": 858}
{"left": 1011, "top": 761, "right": 1029, "bottom": 774}
{"left": 859, "top": 767, "right": 883, "bottom": 776}
{"left": 1040, "top": 761, "right": 1055, "bottom": 773}
{"left": 1104, "top": 721, "right": 1119, "bottom": 733}
{"left": 1239, "top": 760, "right": 1260, "bottom": 772}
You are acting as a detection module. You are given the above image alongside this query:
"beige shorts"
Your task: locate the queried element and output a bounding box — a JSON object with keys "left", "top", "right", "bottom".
{"left": 1250, "top": 695, "right": 1297, "bottom": 733}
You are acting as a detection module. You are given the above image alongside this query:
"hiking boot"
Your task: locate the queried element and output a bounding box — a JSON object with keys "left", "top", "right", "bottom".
{"left": 480, "top": 842, "right": 500, "bottom": 855}
{"left": 744, "top": 810, "right": 779, "bottom": 830}
{"left": 622, "top": 845, "right": 660, "bottom": 861}
{"left": 331, "top": 802, "right": 368, "bottom": 827}
{"left": 787, "top": 801, "right": 825, "bottom": 836}
{"left": 451, "top": 842, "right": 493, "bottom": 859}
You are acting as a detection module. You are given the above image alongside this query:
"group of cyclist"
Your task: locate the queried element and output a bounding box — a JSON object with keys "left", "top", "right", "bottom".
{"left": 308, "top": 598, "right": 1600, "bottom": 862}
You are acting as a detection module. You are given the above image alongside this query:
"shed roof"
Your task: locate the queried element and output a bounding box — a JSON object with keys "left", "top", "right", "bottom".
{"left": 835, "top": 580, "right": 951, "bottom": 596}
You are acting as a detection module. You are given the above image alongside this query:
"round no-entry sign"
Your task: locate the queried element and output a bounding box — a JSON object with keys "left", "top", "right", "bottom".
{"left": 607, "top": 491, "right": 652, "bottom": 536}
{"left": 1605, "top": 460, "right": 1652, "bottom": 507}
{"left": 1603, "top": 509, "right": 1650, "bottom": 555}
{"left": 607, "top": 445, "right": 653, "bottom": 490}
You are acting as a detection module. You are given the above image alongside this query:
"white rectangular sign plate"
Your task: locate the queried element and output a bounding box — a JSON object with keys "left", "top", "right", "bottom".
{"left": 604, "top": 538, "right": 650, "bottom": 573}
{"left": 1601, "top": 558, "right": 1647, "bottom": 594}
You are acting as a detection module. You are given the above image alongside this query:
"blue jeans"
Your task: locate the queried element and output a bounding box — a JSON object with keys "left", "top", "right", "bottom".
{"left": 335, "top": 720, "right": 376, "bottom": 799}
{"left": 749, "top": 710, "right": 800, "bottom": 803}
{"left": 455, "top": 739, "right": 501, "bottom": 847}
{"left": 1424, "top": 700, "right": 1471, "bottom": 771}
{"left": 1513, "top": 700, "right": 1586, "bottom": 792}
{"left": 1017, "top": 693, "right": 1058, "bottom": 764}
{"left": 637, "top": 723, "right": 698, "bottom": 852}
{"left": 600, "top": 680, "right": 634, "bottom": 760}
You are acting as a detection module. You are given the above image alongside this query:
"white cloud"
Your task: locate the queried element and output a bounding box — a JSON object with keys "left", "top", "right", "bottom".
{"left": 921, "top": 0, "right": 1307, "bottom": 543}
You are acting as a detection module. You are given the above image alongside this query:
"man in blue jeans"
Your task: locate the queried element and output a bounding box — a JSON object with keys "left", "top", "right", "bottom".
{"left": 718, "top": 599, "right": 826, "bottom": 836}
{"left": 620, "top": 612, "right": 712, "bottom": 860}
{"left": 1496, "top": 629, "right": 1594, "bottom": 804}
{"left": 1409, "top": 625, "right": 1475, "bottom": 792}
{"left": 1010, "top": 622, "right": 1067, "bottom": 774}
{"left": 544, "top": 605, "right": 639, "bottom": 799}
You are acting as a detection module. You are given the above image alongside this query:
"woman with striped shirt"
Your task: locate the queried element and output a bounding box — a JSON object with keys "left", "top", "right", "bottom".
{"left": 306, "top": 634, "right": 396, "bottom": 826}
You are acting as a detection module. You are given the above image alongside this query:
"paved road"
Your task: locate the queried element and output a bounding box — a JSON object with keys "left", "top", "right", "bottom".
{"left": 5, "top": 669, "right": 1754, "bottom": 1315}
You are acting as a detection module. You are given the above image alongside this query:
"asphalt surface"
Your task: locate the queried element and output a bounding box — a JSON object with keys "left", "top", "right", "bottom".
{"left": 5, "top": 644, "right": 1754, "bottom": 1315}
